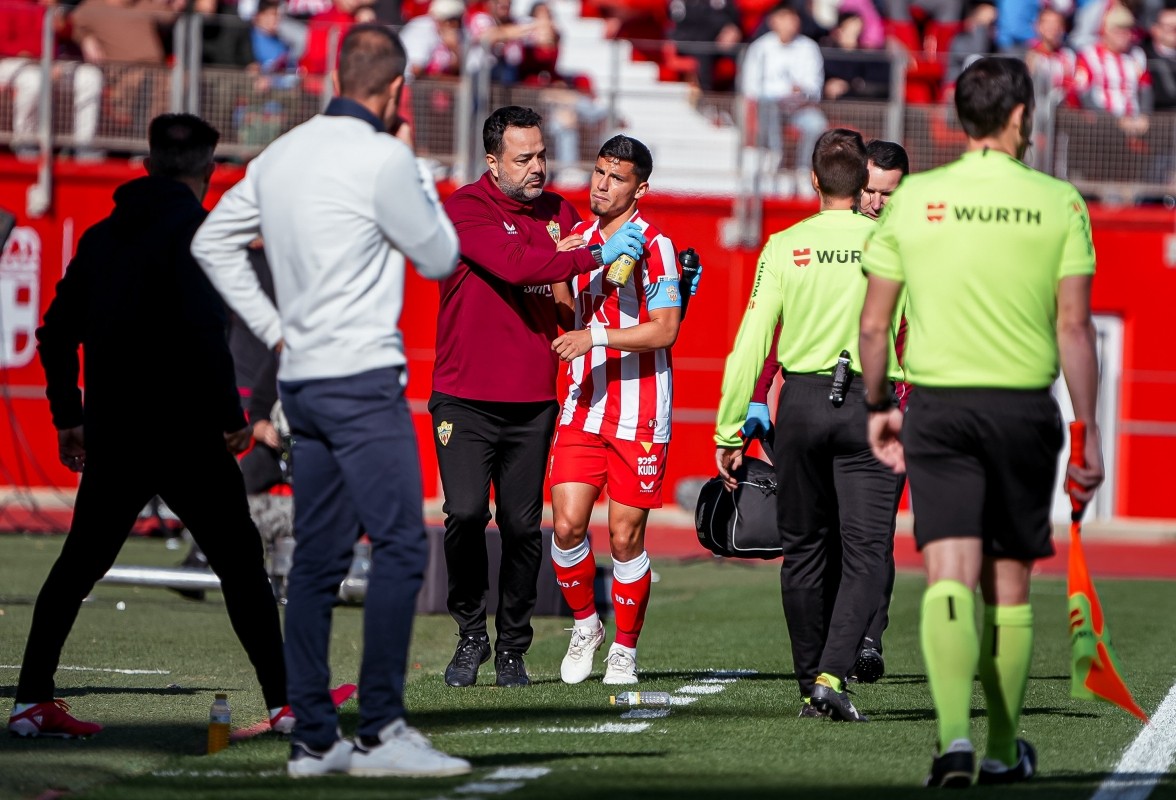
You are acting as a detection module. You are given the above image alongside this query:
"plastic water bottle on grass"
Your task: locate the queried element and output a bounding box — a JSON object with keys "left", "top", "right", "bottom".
{"left": 610, "top": 691, "right": 671, "bottom": 708}
{"left": 207, "top": 693, "right": 231, "bottom": 754}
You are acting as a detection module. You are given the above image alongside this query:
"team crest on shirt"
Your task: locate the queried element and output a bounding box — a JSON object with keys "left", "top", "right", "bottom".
{"left": 666, "top": 284, "right": 679, "bottom": 303}
{"left": 793, "top": 248, "right": 810, "bottom": 267}
{"left": 436, "top": 421, "right": 453, "bottom": 447}
{"left": 503, "top": 221, "right": 518, "bottom": 235}
{"left": 926, "top": 202, "right": 946, "bottom": 222}
{"left": 546, "top": 219, "right": 561, "bottom": 243}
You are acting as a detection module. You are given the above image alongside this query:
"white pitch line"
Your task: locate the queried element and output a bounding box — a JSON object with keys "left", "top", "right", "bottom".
{"left": 485, "top": 767, "right": 551, "bottom": 780}
{"left": 455, "top": 782, "right": 525, "bottom": 794}
{"left": 152, "top": 770, "right": 284, "bottom": 778}
{"left": 621, "top": 708, "right": 671, "bottom": 719}
{"left": 1091, "top": 684, "right": 1176, "bottom": 800}
{"left": 0, "top": 664, "right": 170, "bottom": 675}
{"left": 677, "top": 684, "right": 725, "bottom": 695}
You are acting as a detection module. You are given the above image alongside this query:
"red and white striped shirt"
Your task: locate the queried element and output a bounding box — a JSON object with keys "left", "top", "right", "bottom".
{"left": 560, "top": 211, "right": 677, "bottom": 443}
{"left": 1075, "top": 43, "right": 1151, "bottom": 116}
{"left": 1027, "top": 42, "right": 1078, "bottom": 104}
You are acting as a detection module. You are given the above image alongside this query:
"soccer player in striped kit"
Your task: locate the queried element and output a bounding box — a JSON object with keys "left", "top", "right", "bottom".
{"left": 548, "top": 135, "right": 682, "bottom": 685}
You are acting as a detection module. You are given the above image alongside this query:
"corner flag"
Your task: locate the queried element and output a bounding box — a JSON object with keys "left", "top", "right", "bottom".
{"left": 1066, "top": 421, "right": 1149, "bottom": 724}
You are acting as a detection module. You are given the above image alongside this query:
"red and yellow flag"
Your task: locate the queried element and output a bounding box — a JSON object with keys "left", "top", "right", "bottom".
{"left": 1066, "top": 421, "right": 1149, "bottom": 724}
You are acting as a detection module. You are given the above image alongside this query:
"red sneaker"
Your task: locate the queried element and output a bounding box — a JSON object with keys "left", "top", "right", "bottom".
{"left": 8, "top": 700, "right": 103, "bottom": 738}
{"left": 269, "top": 683, "right": 358, "bottom": 735}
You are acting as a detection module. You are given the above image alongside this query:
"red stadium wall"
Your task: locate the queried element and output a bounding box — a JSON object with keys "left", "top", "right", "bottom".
{"left": 1, "top": 157, "right": 1174, "bottom": 518}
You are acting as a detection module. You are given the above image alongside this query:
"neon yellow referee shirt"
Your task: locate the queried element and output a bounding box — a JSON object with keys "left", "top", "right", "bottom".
{"left": 715, "top": 209, "right": 903, "bottom": 447}
{"left": 862, "top": 149, "right": 1096, "bottom": 389}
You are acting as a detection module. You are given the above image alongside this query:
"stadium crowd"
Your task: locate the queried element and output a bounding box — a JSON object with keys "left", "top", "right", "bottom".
{"left": 2, "top": 0, "right": 1174, "bottom": 190}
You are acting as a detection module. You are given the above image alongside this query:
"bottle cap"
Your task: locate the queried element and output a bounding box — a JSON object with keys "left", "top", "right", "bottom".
{"left": 215, "top": 693, "right": 228, "bottom": 700}
{"left": 609, "top": 695, "right": 617, "bottom": 705}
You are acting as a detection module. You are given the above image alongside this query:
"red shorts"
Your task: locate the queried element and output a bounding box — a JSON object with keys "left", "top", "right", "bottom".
{"left": 548, "top": 426, "right": 668, "bottom": 509}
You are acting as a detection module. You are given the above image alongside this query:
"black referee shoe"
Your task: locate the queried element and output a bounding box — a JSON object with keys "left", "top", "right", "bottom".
{"left": 810, "top": 676, "right": 868, "bottom": 722}
{"left": 850, "top": 647, "right": 885, "bottom": 684}
{"left": 494, "top": 651, "right": 530, "bottom": 688}
{"left": 444, "top": 634, "right": 490, "bottom": 687}
{"left": 798, "top": 701, "right": 826, "bottom": 719}
{"left": 924, "top": 745, "right": 975, "bottom": 788}
{"left": 977, "top": 740, "right": 1037, "bottom": 785}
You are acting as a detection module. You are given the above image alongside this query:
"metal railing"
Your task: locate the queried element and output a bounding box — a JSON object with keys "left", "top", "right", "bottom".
{"left": 1, "top": 7, "right": 1170, "bottom": 225}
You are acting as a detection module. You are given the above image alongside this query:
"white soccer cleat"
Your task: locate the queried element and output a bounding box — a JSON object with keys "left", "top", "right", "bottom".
{"left": 287, "top": 738, "right": 353, "bottom": 778}
{"left": 348, "top": 719, "right": 471, "bottom": 778}
{"left": 601, "top": 644, "right": 638, "bottom": 685}
{"left": 560, "top": 621, "right": 605, "bottom": 684}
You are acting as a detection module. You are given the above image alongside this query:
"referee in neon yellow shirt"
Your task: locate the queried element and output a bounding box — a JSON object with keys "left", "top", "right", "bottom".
{"left": 715, "top": 129, "right": 904, "bottom": 723}
{"left": 859, "top": 57, "right": 1105, "bottom": 788}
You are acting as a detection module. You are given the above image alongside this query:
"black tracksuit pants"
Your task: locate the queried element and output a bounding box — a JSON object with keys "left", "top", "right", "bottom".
{"left": 772, "top": 374, "right": 903, "bottom": 698}
{"left": 16, "top": 432, "right": 287, "bottom": 709}
{"left": 429, "top": 392, "right": 558, "bottom": 654}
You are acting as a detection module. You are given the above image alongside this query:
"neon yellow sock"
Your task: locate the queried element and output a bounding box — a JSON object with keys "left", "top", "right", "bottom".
{"left": 817, "top": 672, "right": 842, "bottom": 692}
{"left": 921, "top": 580, "right": 978, "bottom": 752}
{"left": 978, "top": 604, "right": 1034, "bottom": 767}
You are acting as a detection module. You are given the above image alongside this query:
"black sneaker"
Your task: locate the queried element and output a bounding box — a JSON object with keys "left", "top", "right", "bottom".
{"left": 171, "top": 544, "right": 210, "bottom": 602}
{"left": 494, "top": 651, "right": 530, "bottom": 688}
{"left": 977, "top": 739, "right": 1037, "bottom": 785}
{"left": 924, "top": 746, "right": 975, "bottom": 788}
{"left": 798, "top": 701, "right": 826, "bottom": 719}
{"left": 810, "top": 676, "right": 868, "bottom": 722}
{"left": 444, "top": 634, "right": 490, "bottom": 687}
{"left": 850, "top": 647, "right": 885, "bottom": 684}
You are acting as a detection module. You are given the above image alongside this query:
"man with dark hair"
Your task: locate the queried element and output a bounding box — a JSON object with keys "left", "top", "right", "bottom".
{"left": 860, "top": 56, "right": 1102, "bottom": 787}
{"left": 432, "top": 107, "right": 645, "bottom": 689}
{"left": 848, "top": 137, "right": 910, "bottom": 685}
{"left": 714, "top": 128, "right": 904, "bottom": 723}
{"left": 860, "top": 139, "right": 910, "bottom": 220}
{"left": 549, "top": 135, "right": 681, "bottom": 686}
{"left": 193, "top": 24, "right": 468, "bottom": 778}
{"left": 8, "top": 113, "right": 291, "bottom": 739}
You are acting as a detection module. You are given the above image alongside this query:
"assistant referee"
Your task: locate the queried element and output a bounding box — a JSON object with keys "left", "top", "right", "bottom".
{"left": 715, "top": 128, "right": 904, "bottom": 723}
{"left": 859, "top": 57, "right": 1104, "bottom": 787}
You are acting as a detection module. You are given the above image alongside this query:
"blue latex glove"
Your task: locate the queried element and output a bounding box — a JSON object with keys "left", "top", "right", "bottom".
{"left": 741, "top": 402, "right": 771, "bottom": 438}
{"left": 601, "top": 221, "right": 646, "bottom": 264}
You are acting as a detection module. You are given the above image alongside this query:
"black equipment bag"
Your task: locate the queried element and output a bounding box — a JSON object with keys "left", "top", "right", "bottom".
{"left": 694, "top": 438, "right": 781, "bottom": 560}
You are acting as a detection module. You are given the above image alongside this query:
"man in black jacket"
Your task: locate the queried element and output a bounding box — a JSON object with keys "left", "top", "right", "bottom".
{"left": 7, "top": 114, "right": 291, "bottom": 738}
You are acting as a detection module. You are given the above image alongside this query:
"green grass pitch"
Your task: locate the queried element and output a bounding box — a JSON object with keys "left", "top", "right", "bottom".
{"left": 1, "top": 534, "right": 1173, "bottom": 799}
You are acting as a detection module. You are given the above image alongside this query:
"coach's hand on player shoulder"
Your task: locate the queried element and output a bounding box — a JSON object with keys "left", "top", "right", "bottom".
{"left": 601, "top": 221, "right": 645, "bottom": 264}
{"left": 867, "top": 407, "right": 905, "bottom": 474}
{"left": 715, "top": 446, "right": 742, "bottom": 492}
{"left": 552, "top": 329, "right": 593, "bottom": 362}
{"left": 556, "top": 233, "right": 586, "bottom": 252}
{"left": 1066, "top": 422, "right": 1105, "bottom": 504}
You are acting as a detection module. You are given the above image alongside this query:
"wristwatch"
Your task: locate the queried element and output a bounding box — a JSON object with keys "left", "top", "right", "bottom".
{"left": 864, "top": 396, "right": 896, "bottom": 413}
{"left": 588, "top": 244, "right": 605, "bottom": 267}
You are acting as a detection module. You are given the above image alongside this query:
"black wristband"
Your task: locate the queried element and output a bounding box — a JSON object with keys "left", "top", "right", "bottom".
{"left": 589, "top": 244, "right": 605, "bottom": 267}
{"left": 864, "top": 396, "right": 896, "bottom": 413}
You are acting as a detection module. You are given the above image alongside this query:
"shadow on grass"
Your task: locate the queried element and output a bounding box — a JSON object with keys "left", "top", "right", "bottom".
{"left": 0, "top": 684, "right": 219, "bottom": 698}
{"left": 871, "top": 705, "right": 1099, "bottom": 722}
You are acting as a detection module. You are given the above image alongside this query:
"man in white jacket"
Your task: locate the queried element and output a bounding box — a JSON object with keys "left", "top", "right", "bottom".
{"left": 192, "top": 24, "right": 466, "bottom": 780}
{"left": 740, "top": 2, "right": 828, "bottom": 198}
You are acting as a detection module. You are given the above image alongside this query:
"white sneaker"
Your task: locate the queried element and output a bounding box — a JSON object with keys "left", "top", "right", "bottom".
{"left": 348, "top": 719, "right": 471, "bottom": 778}
{"left": 287, "top": 738, "right": 353, "bottom": 778}
{"left": 560, "top": 622, "right": 605, "bottom": 684}
{"left": 602, "top": 644, "right": 638, "bottom": 685}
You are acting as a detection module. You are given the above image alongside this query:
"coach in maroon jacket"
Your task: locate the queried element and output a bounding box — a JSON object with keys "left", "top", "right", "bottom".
{"left": 432, "top": 105, "right": 644, "bottom": 688}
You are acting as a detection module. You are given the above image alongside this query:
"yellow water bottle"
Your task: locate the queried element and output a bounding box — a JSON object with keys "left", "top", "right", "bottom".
{"left": 207, "top": 693, "right": 231, "bottom": 754}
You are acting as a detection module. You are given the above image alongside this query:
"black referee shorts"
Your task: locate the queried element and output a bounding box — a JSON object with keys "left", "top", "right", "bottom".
{"left": 903, "top": 387, "right": 1063, "bottom": 561}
